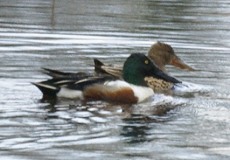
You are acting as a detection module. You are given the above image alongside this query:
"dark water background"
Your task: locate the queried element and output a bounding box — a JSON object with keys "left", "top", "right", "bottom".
{"left": 0, "top": 0, "right": 230, "bottom": 159}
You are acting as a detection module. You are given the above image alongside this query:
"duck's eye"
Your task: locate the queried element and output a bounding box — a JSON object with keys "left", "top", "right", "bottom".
{"left": 144, "top": 60, "right": 149, "bottom": 64}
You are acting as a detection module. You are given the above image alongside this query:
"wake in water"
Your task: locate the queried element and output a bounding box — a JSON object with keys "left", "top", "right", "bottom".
{"left": 128, "top": 82, "right": 213, "bottom": 116}
{"left": 128, "top": 94, "right": 187, "bottom": 117}
{"left": 172, "top": 81, "right": 213, "bottom": 97}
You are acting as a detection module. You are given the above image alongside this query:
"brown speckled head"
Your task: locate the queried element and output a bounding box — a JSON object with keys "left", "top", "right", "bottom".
{"left": 148, "top": 42, "right": 194, "bottom": 72}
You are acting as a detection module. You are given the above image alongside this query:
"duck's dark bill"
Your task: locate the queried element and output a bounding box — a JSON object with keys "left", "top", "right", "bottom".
{"left": 152, "top": 67, "right": 181, "bottom": 84}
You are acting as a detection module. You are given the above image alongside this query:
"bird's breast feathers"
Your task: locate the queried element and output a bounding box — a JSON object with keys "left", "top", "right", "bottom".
{"left": 84, "top": 80, "right": 154, "bottom": 103}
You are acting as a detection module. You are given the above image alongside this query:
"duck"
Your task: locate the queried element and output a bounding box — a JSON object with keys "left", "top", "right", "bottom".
{"left": 94, "top": 41, "right": 194, "bottom": 77}
{"left": 43, "top": 41, "right": 195, "bottom": 78}
{"left": 42, "top": 41, "right": 194, "bottom": 78}
{"left": 41, "top": 42, "right": 192, "bottom": 92}
{"left": 148, "top": 41, "right": 194, "bottom": 72}
{"left": 33, "top": 53, "right": 181, "bottom": 104}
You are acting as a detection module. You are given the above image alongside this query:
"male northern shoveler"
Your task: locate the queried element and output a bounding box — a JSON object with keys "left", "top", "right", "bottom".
{"left": 33, "top": 53, "right": 181, "bottom": 104}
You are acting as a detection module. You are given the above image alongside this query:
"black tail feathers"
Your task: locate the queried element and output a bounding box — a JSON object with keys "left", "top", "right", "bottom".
{"left": 32, "top": 82, "right": 59, "bottom": 97}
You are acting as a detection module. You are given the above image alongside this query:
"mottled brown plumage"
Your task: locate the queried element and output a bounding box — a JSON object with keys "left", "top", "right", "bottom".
{"left": 93, "top": 42, "right": 190, "bottom": 92}
{"left": 144, "top": 77, "right": 173, "bottom": 92}
{"left": 148, "top": 42, "right": 194, "bottom": 72}
{"left": 40, "top": 42, "right": 188, "bottom": 93}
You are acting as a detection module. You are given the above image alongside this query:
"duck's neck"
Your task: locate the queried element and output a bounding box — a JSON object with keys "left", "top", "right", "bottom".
{"left": 147, "top": 54, "right": 166, "bottom": 72}
{"left": 123, "top": 74, "right": 145, "bottom": 86}
{"left": 123, "top": 69, "right": 147, "bottom": 86}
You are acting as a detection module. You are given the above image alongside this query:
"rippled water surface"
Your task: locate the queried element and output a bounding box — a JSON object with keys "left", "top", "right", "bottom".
{"left": 1, "top": 0, "right": 230, "bottom": 159}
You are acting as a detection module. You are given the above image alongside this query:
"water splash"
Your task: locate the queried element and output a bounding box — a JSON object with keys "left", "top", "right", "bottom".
{"left": 173, "top": 81, "right": 213, "bottom": 97}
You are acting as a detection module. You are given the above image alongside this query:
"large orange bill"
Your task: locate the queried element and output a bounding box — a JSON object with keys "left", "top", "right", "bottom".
{"left": 170, "top": 56, "right": 195, "bottom": 71}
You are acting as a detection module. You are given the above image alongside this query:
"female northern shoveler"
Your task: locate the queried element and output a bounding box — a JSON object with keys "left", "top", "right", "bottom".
{"left": 94, "top": 41, "right": 194, "bottom": 77}
{"left": 42, "top": 41, "right": 194, "bottom": 78}
{"left": 43, "top": 42, "right": 194, "bottom": 78}
{"left": 33, "top": 53, "right": 181, "bottom": 104}
{"left": 148, "top": 41, "right": 194, "bottom": 72}
{"left": 40, "top": 42, "right": 191, "bottom": 92}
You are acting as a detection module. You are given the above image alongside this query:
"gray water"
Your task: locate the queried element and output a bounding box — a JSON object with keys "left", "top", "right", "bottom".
{"left": 1, "top": 0, "right": 230, "bottom": 159}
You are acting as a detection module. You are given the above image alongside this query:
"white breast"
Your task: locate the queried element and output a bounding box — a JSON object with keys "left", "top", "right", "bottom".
{"left": 105, "top": 80, "right": 154, "bottom": 103}
{"left": 131, "top": 85, "right": 154, "bottom": 103}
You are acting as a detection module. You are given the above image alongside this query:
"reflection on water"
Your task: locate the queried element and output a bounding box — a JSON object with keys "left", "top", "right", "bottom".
{"left": 1, "top": 0, "right": 230, "bottom": 160}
